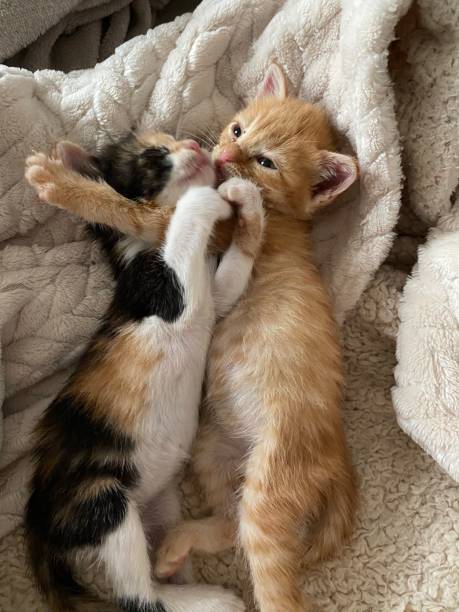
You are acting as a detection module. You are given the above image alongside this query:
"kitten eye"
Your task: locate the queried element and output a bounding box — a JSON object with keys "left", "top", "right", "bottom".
{"left": 232, "top": 124, "right": 242, "bottom": 138}
{"left": 257, "top": 156, "right": 276, "bottom": 170}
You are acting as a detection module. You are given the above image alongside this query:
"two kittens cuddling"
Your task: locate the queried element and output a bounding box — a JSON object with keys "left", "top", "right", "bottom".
{"left": 24, "top": 64, "right": 359, "bottom": 612}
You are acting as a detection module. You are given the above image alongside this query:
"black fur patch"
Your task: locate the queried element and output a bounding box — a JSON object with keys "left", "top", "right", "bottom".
{"left": 118, "top": 597, "right": 167, "bottom": 612}
{"left": 26, "top": 393, "right": 137, "bottom": 552}
{"left": 48, "top": 554, "right": 85, "bottom": 596}
{"left": 41, "top": 394, "right": 135, "bottom": 453}
{"left": 45, "top": 455, "right": 139, "bottom": 494}
{"left": 87, "top": 223, "right": 124, "bottom": 274}
{"left": 113, "top": 250, "right": 185, "bottom": 322}
{"left": 27, "top": 480, "right": 128, "bottom": 551}
{"left": 96, "top": 135, "right": 172, "bottom": 201}
{"left": 51, "top": 485, "right": 128, "bottom": 550}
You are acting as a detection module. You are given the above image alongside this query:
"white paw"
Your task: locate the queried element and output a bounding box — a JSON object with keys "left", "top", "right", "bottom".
{"left": 184, "top": 186, "right": 232, "bottom": 221}
{"left": 218, "top": 177, "right": 263, "bottom": 219}
{"left": 24, "top": 152, "right": 66, "bottom": 204}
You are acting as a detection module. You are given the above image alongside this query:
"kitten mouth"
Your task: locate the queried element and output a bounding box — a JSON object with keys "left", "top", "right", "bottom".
{"left": 215, "top": 162, "right": 236, "bottom": 185}
{"left": 181, "top": 152, "right": 212, "bottom": 182}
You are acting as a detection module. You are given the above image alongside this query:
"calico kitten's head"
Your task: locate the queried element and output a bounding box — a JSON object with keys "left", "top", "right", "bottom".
{"left": 213, "top": 65, "right": 358, "bottom": 220}
{"left": 57, "top": 132, "right": 215, "bottom": 207}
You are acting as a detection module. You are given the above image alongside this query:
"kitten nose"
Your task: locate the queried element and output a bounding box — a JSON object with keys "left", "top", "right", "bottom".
{"left": 182, "top": 139, "right": 201, "bottom": 153}
{"left": 217, "top": 144, "right": 239, "bottom": 165}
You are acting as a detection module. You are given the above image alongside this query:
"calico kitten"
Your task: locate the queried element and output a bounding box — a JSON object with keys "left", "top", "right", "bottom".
{"left": 24, "top": 134, "right": 264, "bottom": 612}
{"left": 154, "top": 65, "right": 360, "bottom": 612}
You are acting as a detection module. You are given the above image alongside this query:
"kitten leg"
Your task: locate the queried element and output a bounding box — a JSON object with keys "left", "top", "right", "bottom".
{"left": 99, "top": 503, "right": 165, "bottom": 612}
{"left": 213, "top": 177, "right": 265, "bottom": 317}
{"left": 161, "top": 186, "right": 232, "bottom": 315}
{"left": 155, "top": 424, "right": 241, "bottom": 577}
{"left": 25, "top": 151, "right": 170, "bottom": 242}
{"left": 143, "top": 483, "right": 194, "bottom": 584}
{"left": 193, "top": 422, "right": 243, "bottom": 515}
{"left": 100, "top": 502, "right": 245, "bottom": 612}
{"left": 146, "top": 485, "right": 243, "bottom": 612}
{"left": 155, "top": 515, "right": 235, "bottom": 579}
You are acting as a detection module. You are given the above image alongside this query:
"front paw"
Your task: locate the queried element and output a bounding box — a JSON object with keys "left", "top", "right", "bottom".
{"left": 218, "top": 177, "right": 263, "bottom": 220}
{"left": 185, "top": 186, "right": 233, "bottom": 222}
{"left": 25, "top": 152, "right": 68, "bottom": 205}
{"left": 219, "top": 178, "right": 264, "bottom": 257}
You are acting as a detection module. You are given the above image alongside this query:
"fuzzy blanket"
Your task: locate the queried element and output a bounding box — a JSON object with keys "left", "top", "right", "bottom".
{"left": 0, "top": 0, "right": 171, "bottom": 72}
{"left": 1, "top": 0, "right": 458, "bottom": 610}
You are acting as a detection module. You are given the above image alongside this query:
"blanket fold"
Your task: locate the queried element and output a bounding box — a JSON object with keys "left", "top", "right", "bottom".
{"left": 1, "top": 0, "right": 458, "bottom": 610}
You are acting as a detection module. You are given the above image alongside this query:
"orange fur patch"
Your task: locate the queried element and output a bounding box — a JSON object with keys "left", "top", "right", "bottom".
{"left": 68, "top": 329, "right": 163, "bottom": 435}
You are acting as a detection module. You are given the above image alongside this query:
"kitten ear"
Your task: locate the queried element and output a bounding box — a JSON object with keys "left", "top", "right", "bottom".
{"left": 55, "top": 141, "right": 99, "bottom": 177}
{"left": 311, "top": 152, "right": 359, "bottom": 208}
{"left": 258, "top": 63, "right": 288, "bottom": 99}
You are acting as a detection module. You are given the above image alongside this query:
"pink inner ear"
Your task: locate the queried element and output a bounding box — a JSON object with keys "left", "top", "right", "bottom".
{"left": 262, "top": 74, "right": 275, "bottom": 96}
{"left": 312, "top": 153, "right": 358, "bottom": 200}
{"left": 259, "top": 63, "right": 288, "bottom": 99}
{"left": 57, "top": 142, "right": 92, "bottom": 174}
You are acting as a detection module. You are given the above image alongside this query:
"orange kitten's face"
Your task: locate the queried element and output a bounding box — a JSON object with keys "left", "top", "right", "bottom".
{"left": 213, "top": 65, "right": 358, "bottom": 220}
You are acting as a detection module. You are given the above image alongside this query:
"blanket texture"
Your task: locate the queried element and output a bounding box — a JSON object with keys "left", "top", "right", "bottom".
{"left": 1, "top": 0, "right": 171, "bottom": 72}
{"left": 1, "top": 0, "right": 458, "bottom": 610}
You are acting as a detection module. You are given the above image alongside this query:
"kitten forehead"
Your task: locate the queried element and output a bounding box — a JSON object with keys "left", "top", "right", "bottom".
{"left": 137, "top": 131, "right": 177, "bottom": 149}
{"left": 238, "top": 97, "right": 332, "bottom": 151}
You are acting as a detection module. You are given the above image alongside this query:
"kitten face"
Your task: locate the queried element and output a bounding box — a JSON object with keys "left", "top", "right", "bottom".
{"left": 213, "top": 65, "right": 358, "bottom": 220}
{"left": 60, "top": 132, "right": 215, "bottom": 208}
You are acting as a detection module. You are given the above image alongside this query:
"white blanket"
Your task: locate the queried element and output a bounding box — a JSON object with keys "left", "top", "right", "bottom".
{"left": 393, "top": 198, "right": 459, "bottom": 482}
{"left": 1, "top": 0, "right": 458, "bottom": 610}
{"left": 0, "top": 0, "right": 171, "bottom": 71}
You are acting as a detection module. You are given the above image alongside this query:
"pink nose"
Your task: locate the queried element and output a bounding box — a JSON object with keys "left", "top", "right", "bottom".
{"left": 217, "top": 149, "right": 236, "bottom": 164}
{"left": 182, "top": 139, "right": 201, "bottom": 153}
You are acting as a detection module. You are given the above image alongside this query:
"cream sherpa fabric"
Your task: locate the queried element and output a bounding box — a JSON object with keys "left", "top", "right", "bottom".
{"left": 1, "top": 0, "right": 459, "bottom": 610}
{"left": 393, "top": 0, "right": 459, "bottom": 225}
{"left": 393, "top": 199, "right": 459, "bottom": 483}
{"left": 390, "top": 0, "right": 459, "bottom": 484}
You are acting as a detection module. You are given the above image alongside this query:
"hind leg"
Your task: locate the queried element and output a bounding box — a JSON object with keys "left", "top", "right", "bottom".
{"left": 100, "top": 502, "right": 164, "bottom": 611}
{"left": 101, "top": 501, "right": 244, "bottom": 612}
{"left": 193, "top": 422, "right": 244, "bottom": 514}
{"left": 155, "top": 515, "right": 235, "bottom": 578}
{"left": 155, "top": 423, "right": 242, "bottom": 577}
{"left": 143, "top": 483, "right": 194, "bottom": 584}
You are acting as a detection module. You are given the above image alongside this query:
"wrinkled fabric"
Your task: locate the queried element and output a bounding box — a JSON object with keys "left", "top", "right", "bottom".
{"left": 1, "top": 0, "right": 458, "bottom": 610}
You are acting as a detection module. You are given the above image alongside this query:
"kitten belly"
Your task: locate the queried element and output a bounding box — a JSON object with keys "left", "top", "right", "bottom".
{"left": 207, "top": 243, "right": 338, "bottom": 443}
{"left": 132, "top": 319, "right": 211, "bottom": 504}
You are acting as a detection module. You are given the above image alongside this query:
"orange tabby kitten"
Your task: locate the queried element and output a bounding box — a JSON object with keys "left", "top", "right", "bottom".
{"left": 155, "top": 65, "right": 359, "bottom": 611}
